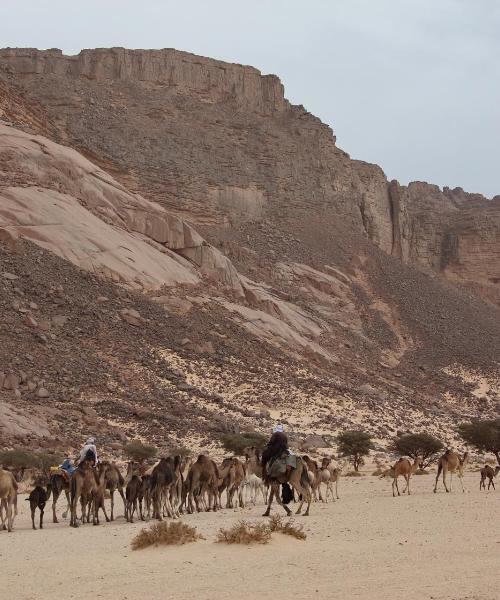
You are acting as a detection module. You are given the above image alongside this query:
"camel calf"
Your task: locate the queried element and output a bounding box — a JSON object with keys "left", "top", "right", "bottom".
{"left": 26, "top": 485, "right": 47, "bottom": 530}
{"left": 479, "top": 465, "right": 500, "bottom": 490}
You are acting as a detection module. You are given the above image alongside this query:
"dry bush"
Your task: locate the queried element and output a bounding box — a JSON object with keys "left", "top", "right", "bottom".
{"left": 415, "top": 468, "right": 430, "bottom": 475}
{"left": 371, "top": 468, "right": 384, "bottom": 476}
{"left": 131, "top": 521, "right": 204, "bottom": 550}
{"left": 268, "top": 514, "right": 306, "bottom": 540}
{"left": 345, "top": 470, "right": 363, "bottom": 477}
{"left": 217, "top": 520, "right": 271, "bottom": 545}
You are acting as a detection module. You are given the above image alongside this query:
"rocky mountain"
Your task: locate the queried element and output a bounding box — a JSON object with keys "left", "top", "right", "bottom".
{"left": 0, "top": 47, "right": 499, "bottom": 457}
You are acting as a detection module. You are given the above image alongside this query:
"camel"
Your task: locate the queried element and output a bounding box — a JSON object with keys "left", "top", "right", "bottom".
{"left": 184, "top": 455, "right": 219, "bottom": 513}
{"left": 317, "top": 457, "right": 341, "bottom": 502}
{"left": 125, "top": 461, "right": 151, "bottom": 521}
{"left": 0, "top": 468, "right": 18, "bottom": 532}
{"left": 302, "top": 456, "right": 320, "bottom": 500}
{"left": 263, "top": 455, "right": 312, "bottom": 517}
{"left": 97, "top": 461, "right": 125, "bottom": 521}
{"left": 479, "top": 465, "right": 500, "bottom": 490}
{"left": 26, "top": 485, "right": 47, "bottom": 530}
{"left": 69, "top": 461, "right": 101, "bottom": 527}
{"left": 391, "top": 456, "right": 423, "bottom": 497}
{"left": 244, "top": 473, "right": 267, "bottom": 505}
{"left": 219, "top": 457, "right": 246, "bottom": 509}
{"left": 47, "top": 472, "right": 70, "bottom": 523}
{"left": 244, "top": 447, "right": 264, "bottom": 477}
{"left": 433, "top": 450, "right": 469, "bottom": 493}
{"left": 151, "top": 457, "right": 179, "bottom": 520}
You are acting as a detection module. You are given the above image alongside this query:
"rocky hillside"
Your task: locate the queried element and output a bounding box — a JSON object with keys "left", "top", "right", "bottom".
{"left": 0, "top": 47, "right": 499, "bottom": 457}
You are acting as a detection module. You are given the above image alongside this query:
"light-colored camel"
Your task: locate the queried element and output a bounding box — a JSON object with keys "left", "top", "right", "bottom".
{"left": 244, "top": 473, "right": 267, "bottom": 504}
{"left": 244, "top": 447, "right": 265, "bottom": 479}
{"left": 317, "top": 457, "right": 341, "bottom": 502}
{"left": 433, "top": 450, "right": 469, "bottom": 493}
{"left": 0, "top": 468, "right": 18, "bottom": 532}
{"left": 391, "top": 456, "right": 423, "bottom": 497}
{"left": 263, "top": 456, "right": 312, "bottom": 517}
{"left": 479, "top": 465, "right": 500, "bottom": 490}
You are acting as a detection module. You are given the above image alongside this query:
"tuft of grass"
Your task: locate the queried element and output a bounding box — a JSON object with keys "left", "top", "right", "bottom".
{"left": 414, "top": 468, "right": 430, "bottom": 475}
{"left": 217, "top": 520, "right": 271, "bottom": 545}
{"left": 268, "top": 514, "right": 306, "bottom": 540}
{"left": 131, "top": 521, "right": 204, "bottom": 550}
{"left": 345, "top": 470, "right": 363, "bottom": 477}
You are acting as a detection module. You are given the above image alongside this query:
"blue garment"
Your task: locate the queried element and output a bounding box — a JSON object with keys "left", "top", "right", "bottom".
{"left": 60, "top": 459, "right": 76, "bottom": 476}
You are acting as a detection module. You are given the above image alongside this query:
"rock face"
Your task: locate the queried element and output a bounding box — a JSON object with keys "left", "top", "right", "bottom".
{"left": 0, "top": 47, "right": 499, "bottom": 455}
{"left": 1, "top": 47, "right": 497, "bottom": 303}
{"left": 0, "top": 123, "right": 243, "bottom": 292}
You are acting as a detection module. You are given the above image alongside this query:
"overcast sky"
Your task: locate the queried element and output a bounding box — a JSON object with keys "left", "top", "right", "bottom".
{"left": 1, "top": 0, "right": 498, "bottom": 197}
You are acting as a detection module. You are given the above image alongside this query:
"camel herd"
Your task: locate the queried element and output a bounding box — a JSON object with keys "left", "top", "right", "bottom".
{"left": 0, "top": 447, "right": 496, "bottom": 533}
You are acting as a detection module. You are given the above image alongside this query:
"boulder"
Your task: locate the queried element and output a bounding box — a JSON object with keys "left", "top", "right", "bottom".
{"left": 119, "top": 308, "right": 144, "bottom": 327}
{"left": 3, "top": 373, "right": 20, "bottom": 390}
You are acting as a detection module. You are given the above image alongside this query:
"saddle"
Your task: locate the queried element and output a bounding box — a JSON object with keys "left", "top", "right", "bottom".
{"left": 266, "top": 451, "right": 297, "bottom": 479}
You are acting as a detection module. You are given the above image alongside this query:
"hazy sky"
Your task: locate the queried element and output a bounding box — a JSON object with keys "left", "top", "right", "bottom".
{"left": 1, "top": 0, "right": 498, "bottom": 197}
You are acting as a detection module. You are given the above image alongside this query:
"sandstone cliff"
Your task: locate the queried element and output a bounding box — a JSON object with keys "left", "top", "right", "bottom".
{"left": 1, "top": 47, "right": 498, "bottom": 302}
{"left": 0, "top": 47, "right": 499, "bottom": 455}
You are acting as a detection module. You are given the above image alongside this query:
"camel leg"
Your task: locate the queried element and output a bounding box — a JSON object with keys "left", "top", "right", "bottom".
{"left": 31, "top": 506, "right": 36, "bottom": 530}
{"left": 52, "top": 488, "right": 60, "bottom": 523}
{"left": 406, "top": 475, "right": 411, "bottom": 495}
{"left": 262, "top": 485, "right": 277, "bottom": 517}
{"left": 119, "top": 487, "right": 126, "bottom": 517}
{"left": 275, "top": 484, "right": 292, "bottom": 516}
{"left": 102, "top": 501, "right": 110, "bottom": 522}
{"left": 294, "top": 483, "right": 311, "bottom": 516}
{"left": 62, "top": 489, "right": 70, "bottom": 519}
{"left": 335, "top": 479, "right": 339, "bottom": 500}
{"left": 7, "top": 501, "right": 13, "bottom": 532}
{"left": 459, "top": 473, "right": 465, "bottom": 493}
{"left": 443, "top": 469, "right": 450, "bottom": 493}
{"left": 491, "top": 479, "right": 495, "bottom": 490}
{"left": 110, "top": 489, "right": 114, "bottom": 521}
{"left": 40, "top": 507, "right": 44, "bottom": 529}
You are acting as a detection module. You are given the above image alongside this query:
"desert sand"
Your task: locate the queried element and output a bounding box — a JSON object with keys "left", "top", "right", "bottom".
{"left": 1, "top": 472, "right": 499, "bottom": 600}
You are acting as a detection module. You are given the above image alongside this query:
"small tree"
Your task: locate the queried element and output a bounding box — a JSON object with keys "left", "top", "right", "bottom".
{"left": 458, "top": 418, "right": 500, "bottom": 465}
{"left": 123, "top": 440, "right": 157, "bottom": 463}
{"left": 220, "top": 432, "right": 268, "bottom": 456}
{"left": 337, "top": 430, "right": 374, "bottom": 472}
{"left": 390, "top": 433, "right": 444, "bottom": 467}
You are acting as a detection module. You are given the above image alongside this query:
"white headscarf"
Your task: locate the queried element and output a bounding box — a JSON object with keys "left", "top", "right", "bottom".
{"left": 86, "top": 437, "right": 95, "bottom": 445}
{"left": 273, "top": 424, "right": 284, "bottom": 433}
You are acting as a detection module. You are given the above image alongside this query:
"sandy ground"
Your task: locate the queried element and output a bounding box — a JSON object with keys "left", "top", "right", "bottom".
{"left": 1, "top": 472, "right": 499, "bottom": 600}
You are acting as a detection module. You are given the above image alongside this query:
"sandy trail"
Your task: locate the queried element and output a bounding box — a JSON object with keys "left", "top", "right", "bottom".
{"left": 1, "top": 473, "right": 499, "bottom": 600}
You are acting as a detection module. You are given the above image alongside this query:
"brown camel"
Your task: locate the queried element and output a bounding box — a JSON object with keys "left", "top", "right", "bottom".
{"left": 0, "top": 468, "right": 18, "bottom": 532}
{"left": 263, "top": 456, "right": 312, "bottom": 517}
{"left": 47, "top": 472, "right": 70, "bottom": 523}
{"left": 433, "top": 450, "right": 469, "bottom": 493}
{"left": 151, "top": 457, "right": 178, "bottom": 520}
{"left": 184, "top": 455, "right": 219, "bottom": 513}
{"left": 97, "top": 461, "right": 125, "bottom": 521}
{"left": 219, "top": 457, "right": 246, "bottom": 509}
{"left": 479, "top": 465, "right": 500, "bottom": 490}
{"left": 69, "top": 461, "right": 100, "bottom": 527}
{"left": 391, "top": 456, "right": 423, "bottom": 497}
